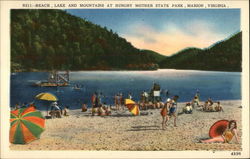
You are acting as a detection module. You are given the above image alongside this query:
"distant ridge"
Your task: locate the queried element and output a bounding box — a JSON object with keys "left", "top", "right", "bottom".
{"left": 159, "top": 32, "right": 242, "bottom": 72}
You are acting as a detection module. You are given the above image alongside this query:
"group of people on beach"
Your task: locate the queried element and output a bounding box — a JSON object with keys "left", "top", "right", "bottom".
{"left": 49, "top": 102, "right": 69, "bottom": 118}
{"left": 160, "top": 95, "right": 179, "bottom": 129}
{"left": 14, "top": 102, "right": 36, "bottom": 110}
{"left": 89, "top": 92, "right": 112, "bottom": 116}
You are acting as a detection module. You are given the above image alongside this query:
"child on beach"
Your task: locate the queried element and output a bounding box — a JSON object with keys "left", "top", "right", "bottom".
{"left": 201, "top": 120, "right": 239, "bottom": 143}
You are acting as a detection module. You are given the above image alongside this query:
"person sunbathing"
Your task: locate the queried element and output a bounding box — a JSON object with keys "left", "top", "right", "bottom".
{"left": 215, "top": 102, "right": 224, "bottom": 112}
{"left": 201, "top": 120, "right": 239, "bottom": 143}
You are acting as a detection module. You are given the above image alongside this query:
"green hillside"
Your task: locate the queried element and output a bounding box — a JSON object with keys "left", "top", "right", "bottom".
{"left": 140, "top": 49, "right": 167, "bottom": 63}
{"left": 11, "top": 9, "right": 161, "bottom": 72}
{"left": 159, "top": 32, "right": 242, "bottom": 72}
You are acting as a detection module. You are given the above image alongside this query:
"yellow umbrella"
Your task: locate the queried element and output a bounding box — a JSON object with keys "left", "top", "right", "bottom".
{"left": 130, "top": 105, "right": 140, "bottom": 116}
{"left": 35, "top": 92, "right": 58, "bottom": 101}
{"left": 125, "top": 99, "right": 140, "bottom": 116}
{"left": 125, "top": 99, "right": 135, "bottom": 105}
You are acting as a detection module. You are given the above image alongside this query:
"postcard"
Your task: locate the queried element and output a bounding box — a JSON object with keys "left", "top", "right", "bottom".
{"left": 0, "top": 0, "right": 249, "bottom": 158}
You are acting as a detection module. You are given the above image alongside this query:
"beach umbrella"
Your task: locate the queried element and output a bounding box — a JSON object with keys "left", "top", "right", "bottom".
{"left": 35, "top": 92, "right": 58, "bottom": 101}
{"left": 209, "top": 120, "right": 229, "bottom": 138}
{"left": 10, "top": 107, "right": 45, "bottom": 144}
{"left": 35, "top": 92, "right": 58, "bottom": 115}
{"left": 125, "top": 99, "right": 140, "bottom": 116}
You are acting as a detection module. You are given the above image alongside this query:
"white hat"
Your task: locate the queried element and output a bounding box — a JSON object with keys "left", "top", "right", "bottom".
{"left": 167, "top": 98, "right": 171, "bottom": 102}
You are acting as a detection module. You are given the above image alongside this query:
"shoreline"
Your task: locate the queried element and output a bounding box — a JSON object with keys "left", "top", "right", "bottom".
{"left": 10, "top": 100, "right": 242, "bottom": 151}
{"left": 11, "top": 68, "right": 241, "bottom": 73}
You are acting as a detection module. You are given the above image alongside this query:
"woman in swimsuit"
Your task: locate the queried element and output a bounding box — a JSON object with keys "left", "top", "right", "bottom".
{"left": 201, "top": 120, "right": 239, "bottom": 143}
{"left": 161, "top": 98, "right": 171, "bottom": 130}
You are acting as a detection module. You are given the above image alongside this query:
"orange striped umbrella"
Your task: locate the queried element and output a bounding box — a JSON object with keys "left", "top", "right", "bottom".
{"left": 10, "top": 107, "right": 45, "bottom": 144}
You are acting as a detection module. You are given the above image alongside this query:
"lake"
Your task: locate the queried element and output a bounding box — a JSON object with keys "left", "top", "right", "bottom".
{"left": 10, "top": 69, "right": 241, "bottom": 110}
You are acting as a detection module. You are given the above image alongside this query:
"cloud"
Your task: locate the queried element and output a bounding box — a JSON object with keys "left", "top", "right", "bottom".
{"left": 121, "top": 21, "right": 226, "bottom": 56}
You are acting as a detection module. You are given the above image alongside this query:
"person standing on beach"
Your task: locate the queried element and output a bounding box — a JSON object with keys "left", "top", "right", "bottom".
{"left": 114, "top": 94, "right": 119, "bottom": 110}
{"left": 128, "top": 92, "right": 132, "bottom": 100}
{"left": 119, "top": 93, "right": 124, "bottom": 110}
{"left": 161, "top": 98, "right": 171, "bottom": 130}
{"left": 168, "top": 95, "right": 179, "bottom": 127}
{"left": 144, "top": 90, "right": 149, "bottom": 103}
{"left": 91, "top": 92, "right": 97, "bottom": 108}
{"left": 166, "top": 90, "right": 169, "bottom": 98}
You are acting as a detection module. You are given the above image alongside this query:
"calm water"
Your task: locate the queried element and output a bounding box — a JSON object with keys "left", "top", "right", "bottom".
{"left": 10, "top": 69, "right": 241, "bottom": 110}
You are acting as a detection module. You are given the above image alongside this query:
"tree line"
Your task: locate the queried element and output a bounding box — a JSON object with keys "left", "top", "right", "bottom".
{"left": 11, "top": 9, "right": 164, "bottom": 72}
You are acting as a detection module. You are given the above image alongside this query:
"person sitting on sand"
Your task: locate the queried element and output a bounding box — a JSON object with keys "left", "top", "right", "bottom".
{"left": 21, "top": 102, "right": 28, "bottom": 108}
{"left": 203, "top": 101, "right": 209, "bottom": 111}
{"left": 192, "top": 96, "right": 200, "bottom": 108}
{"left": 201, "top": 120, "right": 239, "bottom": 144}
{"left": 159, "top": 102, "right": 164, "bottom": 108}
{"left": 208, "top": 102, "right": 215, "bottom": 112}
{"left": 28, "top": 103, "right": 36, "bottom": 109}
{"left": 92, "top": 107, "right": 98, "bottom": 116}
{"left": 105, "top": 105, "right": 112, "bottom": 116}
{"left": 215, "top": 102, "right": 224, "bottom": 112}
{"left": 63, "top": 106, "right": 70, "bottom": 116}
{"left": 183, "top": 102, "right": 193, "bottom": 114}
{"left": 161, "top": 98, "right": 171, "bottom": 130}
{"left": 14, "top": 103, "right": 20, "bottom": 110}
{"left": 98, "top": 106, "right": 106, "bottom": 116}
{"left": 50, "top": 102, "right": 62, "bottom": 118}
{"left": 207, "top": 97, "right": 214, "bottom": 106}
{"left": 81, "top": 104, "right": 87, "bottom": 112}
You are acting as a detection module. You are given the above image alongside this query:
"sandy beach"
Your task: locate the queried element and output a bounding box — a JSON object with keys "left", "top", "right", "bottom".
{"left": 10, "top": 100, "right": 242, "bottom": 151}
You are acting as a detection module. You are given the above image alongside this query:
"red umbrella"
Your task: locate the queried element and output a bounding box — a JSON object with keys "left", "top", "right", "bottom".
{"left": 209, "top": 120, "right": 229, "bottom": 138}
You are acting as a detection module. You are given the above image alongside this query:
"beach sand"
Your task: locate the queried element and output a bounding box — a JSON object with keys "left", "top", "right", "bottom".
{"left": 10, "top": 100, "right": 242, "bottom": 151}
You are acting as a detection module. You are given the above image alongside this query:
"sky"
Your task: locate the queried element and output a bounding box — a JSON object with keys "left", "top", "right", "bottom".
{"left": 66, "top": 9, "right": 240, "bottom": 56}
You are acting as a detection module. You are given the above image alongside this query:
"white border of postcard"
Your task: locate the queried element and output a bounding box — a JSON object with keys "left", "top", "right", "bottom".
{"left": 1, "top": 0, "right": 249, "bottom": 158}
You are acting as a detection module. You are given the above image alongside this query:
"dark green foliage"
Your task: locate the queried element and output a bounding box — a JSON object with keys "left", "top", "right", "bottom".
{"left": 11, "top": 9, "right": 241, "bottom": 72}
{"left": 11, "top": 9, "right": 161, "bottom": 72}
{"left": 159, "top": 32, "right": 242, "bottom": 72}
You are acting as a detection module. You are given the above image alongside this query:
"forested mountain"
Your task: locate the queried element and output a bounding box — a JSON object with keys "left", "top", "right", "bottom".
{"left": 159, "top": 32, "right": 242, "bottom": 72}
{"left": 11, "top": 9, "right": 163, "bottom": 72}
{"left": 11, "top": 9, "right": 241, "bottom": 72}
